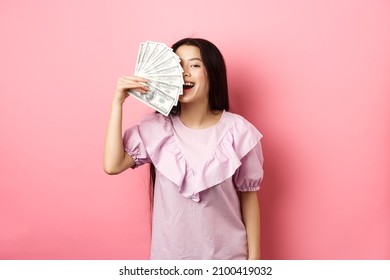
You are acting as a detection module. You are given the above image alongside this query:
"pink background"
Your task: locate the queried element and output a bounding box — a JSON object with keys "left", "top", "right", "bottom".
{"left": 1, "top": 0, "right": 389, "bottom": 259}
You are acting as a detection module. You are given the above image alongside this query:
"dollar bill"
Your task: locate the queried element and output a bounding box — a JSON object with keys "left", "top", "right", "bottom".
{"left": 129, "top": 41, "right": 184, "bottom": 115}
{"left": 146, "top": 75, "right": 184, "bottom": 85}
{"left": 128, "top": 88, "right": 176, "bottom": 116}
{"left": 137, "top": 41, "right": 169, "bottom": 74}
{"left": 147, "top": 80, "right": 182, "bottom": 105}
{"left": 146, "top": 56, "right": 182, "bottom": 74}
{"left": 135, "top": 42, "right": 147, "bottom": 74}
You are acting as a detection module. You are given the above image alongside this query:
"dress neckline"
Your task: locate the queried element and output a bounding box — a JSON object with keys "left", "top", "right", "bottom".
{"left": 173, "top": 110, "right": 226, "bottom": 132}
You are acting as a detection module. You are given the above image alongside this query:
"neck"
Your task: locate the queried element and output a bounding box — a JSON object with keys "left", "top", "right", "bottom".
{"left": 179, "top": 103, "right": 222, "bottom": 129}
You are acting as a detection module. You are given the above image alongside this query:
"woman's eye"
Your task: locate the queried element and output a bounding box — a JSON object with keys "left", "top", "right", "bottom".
{"left": 190, "top": 64, "right": 200, "bottom": 68}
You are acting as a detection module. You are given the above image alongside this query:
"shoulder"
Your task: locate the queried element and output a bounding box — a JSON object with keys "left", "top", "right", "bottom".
{"left": 218, "top": 112, "right": 262, "bottom": 159}
{"left": 135, "top": 113, "right": 174, "bottom": 142}
{"left": 223, "top": 111, "right": 252, "bottom": 125}
{"left": 136, "top": 112, "right": 173, "bottom": 131}
{"left": 138, "top": 112, "right": 169, "bottom": 126}
{"left": 222, "top": 111, "right": 262, "bottom": 137}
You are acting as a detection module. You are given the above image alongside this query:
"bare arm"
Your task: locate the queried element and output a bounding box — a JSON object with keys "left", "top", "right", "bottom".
{"left": 103, "top": 76, "right": 148, "bottom": 174}
{"left": 240, "top": 191, "right": 261, "bottom": 260}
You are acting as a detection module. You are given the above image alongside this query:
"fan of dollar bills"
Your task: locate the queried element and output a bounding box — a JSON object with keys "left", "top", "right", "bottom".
{"left": 128, "top": 41, "right": 184, "bottom": 116}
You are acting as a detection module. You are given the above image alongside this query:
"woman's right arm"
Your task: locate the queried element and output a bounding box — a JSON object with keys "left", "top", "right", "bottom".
{"left": 103, "top": 76, "right": 148, "bottom": 175}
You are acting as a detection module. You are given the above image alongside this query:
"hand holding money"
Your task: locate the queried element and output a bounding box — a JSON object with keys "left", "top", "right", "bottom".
{"left": 114, "top": 76, "right": 148, "bottom": 105}
{"left": 128, "top": 41, "right": 184, "bottom": 116}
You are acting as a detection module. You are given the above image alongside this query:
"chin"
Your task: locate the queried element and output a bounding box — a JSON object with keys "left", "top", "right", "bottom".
{"left": 179, "top": 93, "right": 194, "bottom": 103}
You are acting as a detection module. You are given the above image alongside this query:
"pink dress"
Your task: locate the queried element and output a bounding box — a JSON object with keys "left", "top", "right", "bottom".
{"left": 123, "top": 110, "right": 264, "bottom": 260}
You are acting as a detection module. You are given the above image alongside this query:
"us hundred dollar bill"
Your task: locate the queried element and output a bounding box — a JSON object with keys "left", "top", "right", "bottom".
{"left": 128, "top": 88, "right": 176, "bottom": 116}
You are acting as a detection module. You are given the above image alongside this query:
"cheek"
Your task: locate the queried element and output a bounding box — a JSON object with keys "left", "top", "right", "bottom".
{"left": 204, "top": 77, "right": 210, "bottom": 90}
{"left": 201, "top": 71, "right": 209, "bottom": 88}
{"left": 203, "top": 70, "right": 208, "bottom": 80}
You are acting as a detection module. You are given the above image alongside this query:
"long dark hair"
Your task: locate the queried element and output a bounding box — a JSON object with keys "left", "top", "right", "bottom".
{"left": 149, "top": 38, "right": 230, "bottom": 205}
{"left": 170, "top": 38, "right": 229, "bottom": 115}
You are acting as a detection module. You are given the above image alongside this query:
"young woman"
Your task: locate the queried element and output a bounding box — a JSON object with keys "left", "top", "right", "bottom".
{"left": 104, "top": 38, "right": 264, "bottom": 260}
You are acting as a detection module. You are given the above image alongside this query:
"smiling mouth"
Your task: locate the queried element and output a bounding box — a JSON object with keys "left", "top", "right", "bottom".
{"left": 183, "top": 82, "right": 195, "bottom": 90}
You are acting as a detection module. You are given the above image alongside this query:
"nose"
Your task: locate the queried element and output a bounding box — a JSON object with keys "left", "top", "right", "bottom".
{"left": 182, "top": 65, "right": 190, "bottom": 77}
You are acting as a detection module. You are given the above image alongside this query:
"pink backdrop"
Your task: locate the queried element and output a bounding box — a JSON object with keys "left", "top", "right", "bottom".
{"left": 1, "top": 0, "right": 389, "bottom": 259}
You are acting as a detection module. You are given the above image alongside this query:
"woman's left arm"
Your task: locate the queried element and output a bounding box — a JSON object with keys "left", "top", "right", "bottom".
{"left": 240, "top": 191, "right": 260, "bottom": 260}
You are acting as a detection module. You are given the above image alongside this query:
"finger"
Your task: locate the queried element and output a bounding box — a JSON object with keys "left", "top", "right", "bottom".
{"left": 133, "top": 76, "right": 148, "bottom": 83}
{"left": 121, "top": 76, "right": 148, "bottom": 83}
{"left": 118, "top": 78, "right": 146, "bottom": 87}
{"left": 119, "top": 83, "right": 149, "bottom": 94}
{"left": 120, "top": 77, "right": 148, "bottom": 87}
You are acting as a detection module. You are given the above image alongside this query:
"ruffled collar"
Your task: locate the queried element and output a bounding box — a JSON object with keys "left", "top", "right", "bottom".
{"left": 138, "top": 111, "right": 262, "bottom": 202}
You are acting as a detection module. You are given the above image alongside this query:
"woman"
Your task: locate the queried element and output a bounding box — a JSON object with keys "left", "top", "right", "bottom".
{"left": 104, "top": 38, "right": 264, "bottom": 259}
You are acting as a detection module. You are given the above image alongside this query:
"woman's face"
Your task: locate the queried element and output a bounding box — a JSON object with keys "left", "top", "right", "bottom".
{"left": 175, "top": 45, "right": 209, "bottom": 106}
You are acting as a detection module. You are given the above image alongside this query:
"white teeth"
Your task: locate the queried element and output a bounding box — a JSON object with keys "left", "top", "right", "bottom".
{"left": 184, "top": 82, "right": 194, "bottom": 87}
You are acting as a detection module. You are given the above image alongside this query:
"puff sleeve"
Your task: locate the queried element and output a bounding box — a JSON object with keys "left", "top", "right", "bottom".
{"left": 233, "top": 141, "right": 264, "bottom": 192}
{"left": 122, "top": 125, "right": 151, "bottom": 168}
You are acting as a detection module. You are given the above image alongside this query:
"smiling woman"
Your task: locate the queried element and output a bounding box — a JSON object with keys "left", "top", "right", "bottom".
{"left": 176, "top": 45, "right": 211, "bottom": 117}
{"left": 1, "top": 0, "right": 389, "bottom": 261}
{"left": 180, "top": 56, "right": 204, "bottom": 93}
{"left": 103, "top": 38, "right": 264, "bottom": 260}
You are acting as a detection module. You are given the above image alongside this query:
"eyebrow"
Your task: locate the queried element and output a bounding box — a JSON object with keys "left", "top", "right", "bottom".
{"left": 188, "top": 57, "right": 202, "bottom": 62}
